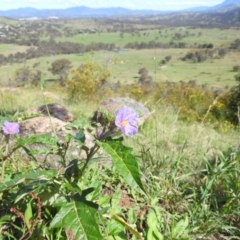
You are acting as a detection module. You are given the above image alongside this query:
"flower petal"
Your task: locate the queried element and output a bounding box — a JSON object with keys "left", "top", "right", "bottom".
{"left": 2, "top": 121, "right": 20, "bottom": 135}
{"left": 115, "top": 107, "right": 139, "bottom": 136}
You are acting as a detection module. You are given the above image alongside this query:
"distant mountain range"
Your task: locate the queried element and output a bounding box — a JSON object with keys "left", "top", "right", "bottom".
{"left": 0, "top": 7, "right": 167, "bottom": 19}
{"left": 0, "top": 0, "right": 239, "bottom": 19}
{"left": 178, "top": 0, "right": 240, "bottom": 12}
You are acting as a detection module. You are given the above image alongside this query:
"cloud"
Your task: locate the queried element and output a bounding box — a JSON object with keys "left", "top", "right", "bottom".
{"left": 182, "top": 1, "right": 219, "bottom": 6}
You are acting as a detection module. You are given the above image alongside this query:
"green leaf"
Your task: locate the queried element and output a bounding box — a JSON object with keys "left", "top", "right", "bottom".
{"left": 24, "top": 202, "right": 33, "bottom": 229}
{"left": 97, "top": 140, "right": 145, "bottom": 195}
{"left": 110, "top": 214, "right": 143, "bottom": 240}
{"left": 64, "top": 119, "right": 92, "bottom": 130}
{"left": 15, "top": 134, "right": 58, "bottom": 150}
{"left": 74, "top": 130, "right": 86, "bottom": 143}
{"left": 106, "top": 219, "right": 125, "bottom": 236}
{"left": 101, "top": 108, "right": 114, "bottom": 122}
{"left": 171, "top": 216, "right": 189, "bottom": 239}
{"left": 0, "top": 169, "right": 57, "bottom": 192}
{"left": 50, "top": 197, "right": 103, "bottom": 240}
{"left": 64, "top": 159, "right": 81, "bottom": 181}
{"left": 0, "top": 215, "right": 12, "bottom": 224}
{"left": 147, "top": 210, "right": 164, "bottom": 240}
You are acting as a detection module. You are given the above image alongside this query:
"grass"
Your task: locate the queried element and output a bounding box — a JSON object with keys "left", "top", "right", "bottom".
{"left": 51, "top": 27, "right": 240, "bottom": 48}
{"left": 0, "top": 48, "right": 239, "bottom": 88}
{"left": 0, "top": 44, "right": 31, "bottom": 56}
{"left": 1, "top": 84, "right": 239, "bottom": 164}
{"left": 0, "top": 86, "right": 98, "bottom": 120}
{"left": 127, "top": 102, "right": 240, "bottom": 161}
{"left": 1, "top": 18, "right": 240, "bottom": 239}
{"left": 0, "top": 22, "right": 240, "bottom": 88}
{"left": 0, "top": 17, "right": 18, "bottom": 25}
{"left": 0, "top": 86, "right": 240, "bottom": 239}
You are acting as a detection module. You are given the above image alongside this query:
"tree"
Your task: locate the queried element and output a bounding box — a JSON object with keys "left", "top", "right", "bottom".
{"left": 48, "top": 59, "right": 72, "bottom": 85}
{"left": 14, "top": 67, "right": 32, "bottom": 86}
{"left": 138, "top": 68, "right": 148, "bottom": 83}
{"left": 14, "top": 67, "right": 42, "bottom": 87}
{"left": 218, "top": 48, "right": 228, "bottom": 58}
{"left": 233, "top": 65, "right": 240, "bottom": 72}
{"left": 138, "top": 67, "right": 154, "bottom": 90}
{"left": 226, "top": 73, "right": 240, "bottom": 125}
{"left": 31, "top": 70, "right": 42, "bottom": 87}
{"left": 165, "top": 55, "right": 172, "bottom": 62}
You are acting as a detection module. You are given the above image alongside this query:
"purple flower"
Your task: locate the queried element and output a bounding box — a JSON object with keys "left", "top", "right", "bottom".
{"left": 115, "top": 107, "right": 139, "bottom": 136}
{"left": 97, "top": 129, "right": 103, "bottom": 138}
{"left": 2, "top": 121, "right": 20, "bottom": 135}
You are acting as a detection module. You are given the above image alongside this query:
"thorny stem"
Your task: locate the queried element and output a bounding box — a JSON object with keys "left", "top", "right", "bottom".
{"left": 57, "top": 140, "right": 71, "bottom": 168}
{"left": 78, "top": 127, "right": 117, "bottom": 178}
{"left": 79, "top": 143, "right": 100, "bottom": 179}
{"left": 62, "top": 141, "right": 70, "bottom": 162}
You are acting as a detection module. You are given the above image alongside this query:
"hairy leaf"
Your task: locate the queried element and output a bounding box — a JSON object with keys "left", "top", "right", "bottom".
{"left": 15, "top": 134, "right": 58, "bottom": 149}
{"left": 97, "top": 140, "right": 145, "bottom": 194}
{"left": 50, "top": 197, "right": 103, "bottom": 239}
{"left": 0, "top": 169, "right": 57, "bottom": 192}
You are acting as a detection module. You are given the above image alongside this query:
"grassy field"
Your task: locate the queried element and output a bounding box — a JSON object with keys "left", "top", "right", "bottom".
{"left": 0, "top": 16, "right": 18, "bottom": 25}
{"left": 53, "top": 27, "right": 240, "bottom": 48}
{"left": 0, "top": 21, "right": 239, "bottom": 88}
{"left": 0, "top": 48, "right": 239, "bottom": 88}
{"left": 0, "top": 44, "right": 31, "bottom": 56}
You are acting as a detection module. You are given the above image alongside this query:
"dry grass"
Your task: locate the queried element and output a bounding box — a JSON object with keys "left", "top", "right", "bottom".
{"left": 125, "top": 102, "right": 240, "bottom": 170}
{"left": 1, "top": 86, "right": 239, "bottom": 153}
{"left": 0, "top": 86, "right": 98, "bottom": 120}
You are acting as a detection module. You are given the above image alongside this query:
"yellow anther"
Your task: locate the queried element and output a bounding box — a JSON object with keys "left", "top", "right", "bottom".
{"left": 120, "top": 121, "right": 128, "bottom": 127}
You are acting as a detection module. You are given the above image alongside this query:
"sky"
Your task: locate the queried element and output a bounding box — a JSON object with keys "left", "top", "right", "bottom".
{"left": 1, "top": 0, "right": 224, "bottom": 11}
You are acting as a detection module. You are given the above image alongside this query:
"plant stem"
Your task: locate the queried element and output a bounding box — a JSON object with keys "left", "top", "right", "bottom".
{"left": 1, "top": 135, "right": 9, "bottom": 181}
{"left": 79, "top": 144, "right": 100, "bottom": 179}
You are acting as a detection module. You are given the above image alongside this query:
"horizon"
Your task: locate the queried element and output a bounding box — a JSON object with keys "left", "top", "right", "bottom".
{"left": 0, "top": 0, "right": 224, "bottom": 11}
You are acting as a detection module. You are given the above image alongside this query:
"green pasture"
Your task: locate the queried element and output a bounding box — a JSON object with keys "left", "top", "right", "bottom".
{"left": 110, "top": 48, "right": 239, "bottom": 87}
{"left": 54, "top": 32, "right": 149, "bottom": 46}
{"left": 53, "top": 27, "right": 240, "bottom": 49}
{"left": 0, "top": 48, "right": 239, "bottom": 88}
{"left": 0, "top": 22, "right": 240, "bottom": 88}
{"left": 0, "top": 16, "right": 18, "bottom": 25}
{"left": 57, "top": 19, "right": 239, "bottom": 47}
{"left": 56, "top": 18, "right": 156, "bottom": 32}
{"left": 0, "top": 44, "right": 30, "bottom": 55}
{"left": 60, "top": 18, "right": 104, "bottom": 29}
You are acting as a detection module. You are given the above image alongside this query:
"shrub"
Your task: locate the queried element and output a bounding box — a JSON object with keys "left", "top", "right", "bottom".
{"left": 14, "top": 67, "right": 42, "bottom": 87}
{"left": 181, "top": 51, "right": 208, "bottom": 63}
{"left": 66, "top": 62, "right": 111, "bottom": 102}
{"left": 224, "top": 73, "right": 240, "bottom": 125}
{"left": 233, "top": 65, "right": 240, "bottom": 72}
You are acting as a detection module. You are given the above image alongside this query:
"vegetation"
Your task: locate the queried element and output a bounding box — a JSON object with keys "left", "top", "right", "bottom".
{"left": 0, "top": 13, "right": 240, "bottom": 239}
